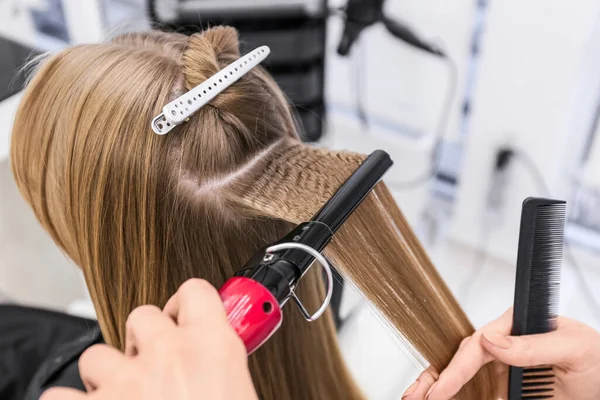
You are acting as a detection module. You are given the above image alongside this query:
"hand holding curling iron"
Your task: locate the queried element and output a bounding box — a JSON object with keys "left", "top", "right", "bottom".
{"left": 41, "top": 279, "right": 258, "bottom": 400}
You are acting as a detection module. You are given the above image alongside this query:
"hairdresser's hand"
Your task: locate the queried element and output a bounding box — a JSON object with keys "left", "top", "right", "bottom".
{"left": 41, "top": 279, "right": 258, "bottom": 400}
{"left": 402, "top": 308, "right": 600, "bottom": 400}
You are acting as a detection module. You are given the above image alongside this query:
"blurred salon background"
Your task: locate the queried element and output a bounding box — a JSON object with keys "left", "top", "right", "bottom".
{"left": 1, "top": 1, "right": 600, "bottom": 398}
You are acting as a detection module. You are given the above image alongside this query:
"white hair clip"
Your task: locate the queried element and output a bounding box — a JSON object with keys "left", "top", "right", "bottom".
{"left": 151, "top": 46, "right": 271, "bottom": 135}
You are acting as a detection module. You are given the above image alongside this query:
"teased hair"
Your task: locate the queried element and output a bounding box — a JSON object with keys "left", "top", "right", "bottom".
{"left": 10, "top": 26, "right": 497, "bottom": 399}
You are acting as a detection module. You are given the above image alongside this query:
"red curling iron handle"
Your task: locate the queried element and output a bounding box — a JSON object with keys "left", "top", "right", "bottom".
{"left": 219, "top": 277, "right": 282, "bottom": 355}
{"left": 219, "top": 242, "right": 334, "bottom": 354}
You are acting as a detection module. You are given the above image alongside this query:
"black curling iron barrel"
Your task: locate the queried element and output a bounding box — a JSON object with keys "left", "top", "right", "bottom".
{"left": 218, "top": 150, "right": 393, "bottom": 354}
{"left": 313, "top": 149, "right": 392, "bottom": 232}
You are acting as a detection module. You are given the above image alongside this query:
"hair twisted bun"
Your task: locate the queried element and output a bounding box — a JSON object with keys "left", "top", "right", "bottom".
{"left": 181, "top": 26, "right": 241, "bottom": 90}
{"left": 177, "top": 26, "right": 296, "bottom": 148}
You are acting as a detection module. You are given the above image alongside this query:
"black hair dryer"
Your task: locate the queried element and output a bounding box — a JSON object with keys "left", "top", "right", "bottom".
{"left": 337, "top": 0, "right": 445, "bottom": 58}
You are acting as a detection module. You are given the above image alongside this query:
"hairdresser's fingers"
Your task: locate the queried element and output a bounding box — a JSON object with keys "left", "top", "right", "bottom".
{"left": 163, "top": 278, "right": 228, "bottom": 326}
{"left": 402, "top": 366, "right": 438, "bottom": 399}
{"left": 426, "top": 309, "right": 513, "bottom": 400}
{"left": 40, "top": 387, "right": 87, "bottom": 400}
{"left": 424, "top": 337, "right": 488, "bottom": 400}
{"left": 79, "top": 344, "right": 128, "bottom": 391}
{"left": 481, "top": 323, "right": 593, "bottom": 368}
{"left": 125, "top": 305, "right": 175, "bottom": 356}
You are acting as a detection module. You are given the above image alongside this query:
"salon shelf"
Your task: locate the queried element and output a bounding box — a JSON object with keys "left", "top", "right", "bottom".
{"left": 0, "top": 36, "right": 38, "bottom": 162}
{"left": 238, "top": 26, "right": 325, "bottom": 66}
{"left": 296, "top": 102, "right": 324, "bottom": 142}
{"left": 274, "top": 65, "right": 323, "bottom": 105}
{"left": 0, "top": 37, "right": 37, "bottom": 102}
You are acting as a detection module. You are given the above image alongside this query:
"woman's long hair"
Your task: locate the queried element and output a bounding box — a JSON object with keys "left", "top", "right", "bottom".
{"left": 10, "top": 27, "right": 497, "bottom": 399}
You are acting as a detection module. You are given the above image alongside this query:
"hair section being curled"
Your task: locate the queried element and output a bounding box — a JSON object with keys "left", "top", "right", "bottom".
{"left": 10, "top": 26, "right": 497, "bottom": 399}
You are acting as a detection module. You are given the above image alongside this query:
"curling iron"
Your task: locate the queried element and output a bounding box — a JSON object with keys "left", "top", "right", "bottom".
{"left": 149, "top": 46, "right": 392, "bottom": 353}
{"left": 219, "top": 149, "right": 393, "bottom": 354}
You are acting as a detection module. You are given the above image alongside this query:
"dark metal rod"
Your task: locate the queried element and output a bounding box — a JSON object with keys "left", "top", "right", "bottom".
{"left": 311, "top": 149, "right": 393, "bottom": 233}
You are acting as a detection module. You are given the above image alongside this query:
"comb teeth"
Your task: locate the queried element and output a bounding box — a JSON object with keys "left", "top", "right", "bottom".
{"left": 527, "top": 203, "right": 565, "bottom": 334}
{"left": 522, "top": 367, "right": 555, "bottom": 399}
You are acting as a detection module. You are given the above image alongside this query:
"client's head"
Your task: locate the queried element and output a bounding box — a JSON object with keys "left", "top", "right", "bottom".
{"left": 10, "top": 27, "right": 497, "bottom": 399}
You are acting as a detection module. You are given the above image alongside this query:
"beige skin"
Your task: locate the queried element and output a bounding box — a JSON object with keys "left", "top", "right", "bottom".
{"left": 402, "top": 308, "right": 600, "bottom": 400}
{"left": 41, "top": 279, "right": 258, "bottom": 400}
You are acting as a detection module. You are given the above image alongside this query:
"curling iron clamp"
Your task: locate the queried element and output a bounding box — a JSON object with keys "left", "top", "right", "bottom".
{"left": 219, "top": 150, "right": 393, "bottom": 354}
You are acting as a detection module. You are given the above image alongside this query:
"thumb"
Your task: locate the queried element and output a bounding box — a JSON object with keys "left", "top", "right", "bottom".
{"left": 482, "top": 330, "right": 581, "bottom": 367}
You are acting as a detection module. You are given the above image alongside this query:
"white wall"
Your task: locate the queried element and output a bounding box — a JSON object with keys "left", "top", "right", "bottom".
{"left": 0, "top": 160, "right": 87, "bottom": 308}
{"left": 450, "top": 0, "right": 600, "bottom": 262}
{"left": 63, "top": 0, "right": 104, "bottom": 43}
{"left": 0, "top": 0, "right": 104, "bottom": 46}
{"left": 326, "top": 0, "right": 600, "bottom": 259}
{"left": 323, "top": 0, "right": 475, "bottom": 226}
{"left": 0, "top": 0, "right": 38, "bottom": 47}
{"left": 324, "top": 0, "right": 600, "bottom": 331}
{"left": 587, "top": 130, "right": 600, "bottom": 187}
{"left": 326, "top": 0, "right": 473, "bottom": 143}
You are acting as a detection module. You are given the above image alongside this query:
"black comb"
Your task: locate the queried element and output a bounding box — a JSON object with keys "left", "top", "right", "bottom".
{"left": 508, "top": 197, "right": 566, "bottom": 400}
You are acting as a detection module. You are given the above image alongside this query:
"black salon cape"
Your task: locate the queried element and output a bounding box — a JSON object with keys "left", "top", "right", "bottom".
{"left": 0, "top": 305, "right": 101, "bottom": 400}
